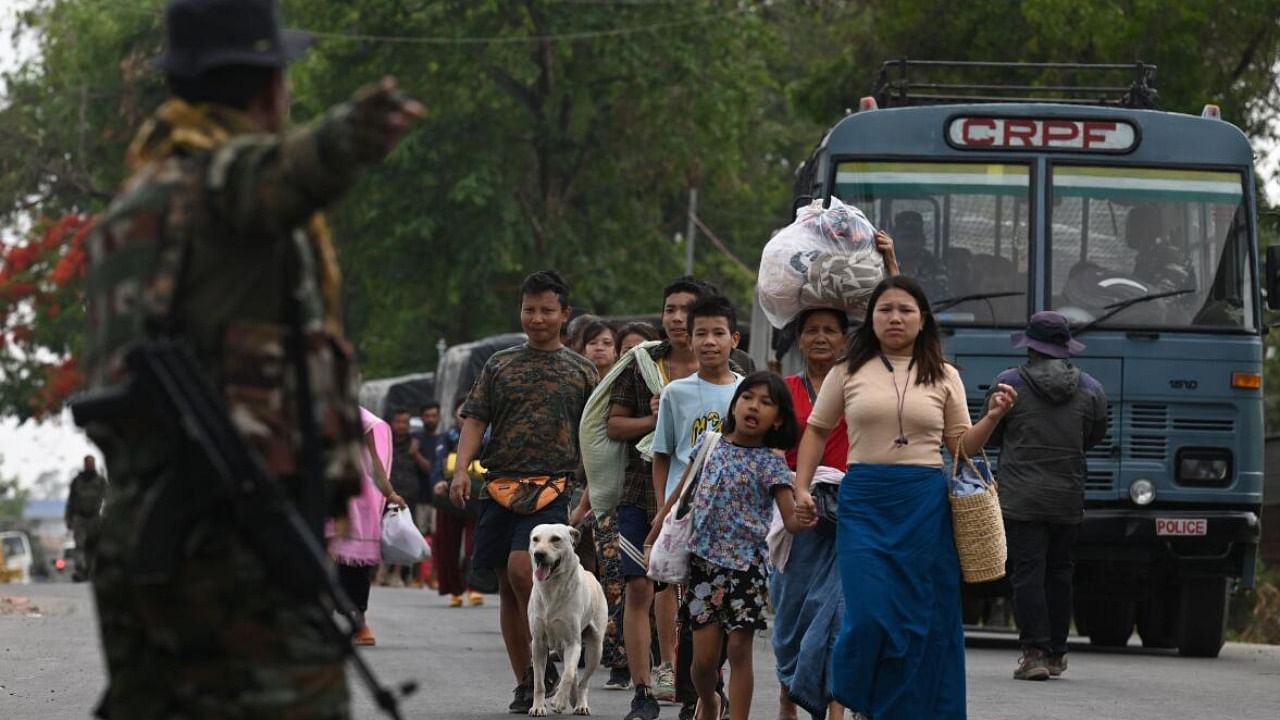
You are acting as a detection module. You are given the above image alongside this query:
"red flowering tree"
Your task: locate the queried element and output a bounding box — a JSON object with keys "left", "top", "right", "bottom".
{"left": 0, "top": 214, "right": 94, "bottom": 420}
{"left": 0, "top": 3, "right": 161, "bottom": 421}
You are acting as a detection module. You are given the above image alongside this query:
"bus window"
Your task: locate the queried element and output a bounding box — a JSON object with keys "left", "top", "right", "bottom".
{"left": 1048, "top": 166, "right": 1253, "bottom": 331}
{"left": 836, "top": 161, "right": 1030, "bottom": 325}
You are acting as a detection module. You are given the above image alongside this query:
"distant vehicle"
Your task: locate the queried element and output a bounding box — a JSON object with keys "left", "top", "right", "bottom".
{"left": 434, "top": 333, "right": 528, "bottom": 431}
{"left": 1, "top": 530, "right": 35, "bottom": 584}
{"left": 49, "top": 539, "right": 78, "bottom": 582}
{"left": 755, "top": 60, "right": 1264, "bottom": 658}
{"left": 358, "top": 372, "right": 435, "bottom": 426}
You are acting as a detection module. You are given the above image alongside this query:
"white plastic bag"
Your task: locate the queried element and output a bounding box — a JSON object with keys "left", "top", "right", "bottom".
{"left": 380, "top": 506, "right": 430, "bottom": 565}
{"left": 758, "top": 197, "right": 885, "bottom": 328}
{"left": 647, "top": 432, "right": 721, "bottom": 585}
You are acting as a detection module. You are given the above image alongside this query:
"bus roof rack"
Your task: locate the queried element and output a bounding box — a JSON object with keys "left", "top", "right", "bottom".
{"left": 872, "top": 59, "right": 1160, "bottom": 110}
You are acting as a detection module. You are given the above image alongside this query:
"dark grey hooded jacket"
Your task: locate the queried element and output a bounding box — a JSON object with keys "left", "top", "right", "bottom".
{"left": 984, "top": 357, "right": 1109, "bottom": 523}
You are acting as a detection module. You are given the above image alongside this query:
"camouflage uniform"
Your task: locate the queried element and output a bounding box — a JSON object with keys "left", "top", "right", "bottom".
{"left": 82, "top": 90, "right": 396, "bottom": 719}
{"left": 65, "top": 469, "right": 107, "bottom": 580}
{"left": 462, "top": 344, "right": 597, "bottom": 569}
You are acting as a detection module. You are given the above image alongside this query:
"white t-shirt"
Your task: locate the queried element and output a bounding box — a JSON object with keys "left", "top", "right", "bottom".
{"left": 651, "top": 372, "right": 743, "bottom": 499}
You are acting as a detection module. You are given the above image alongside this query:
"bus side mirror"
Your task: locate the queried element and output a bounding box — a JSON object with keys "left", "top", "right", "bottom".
{"left": 1267, "top": 245, "right": 1280, "bottom": 310}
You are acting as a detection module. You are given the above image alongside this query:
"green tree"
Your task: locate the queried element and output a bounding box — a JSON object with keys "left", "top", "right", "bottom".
{"left": 787, "top": 0, "right": 1280, "bottom": 139}
{"left": 0, "top": 456, "right": 29, "bottom": 525}
{"left": 284, "top": 0, "right": 798, "bottom": 372}
{"left": 3, "top": 0, "right": 1280, "bottom": 419}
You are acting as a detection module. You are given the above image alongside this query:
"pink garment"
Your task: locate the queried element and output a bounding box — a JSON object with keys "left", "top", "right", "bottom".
{"left": 326, "top": 407, "right": 393, "bottom": 566}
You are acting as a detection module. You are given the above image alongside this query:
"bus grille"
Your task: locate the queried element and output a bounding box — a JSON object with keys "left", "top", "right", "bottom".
{"left": 1171, "top": 417, "right": 1235, "bottom": 432}
{"left": 1127, "top": 435, "right": 1168, "bottom": 460}
{"left": 1085, "top": 470, "right": 1115, "bottom": 491}
{"left": 1087, "top": 403, "right": 1117, "bottom": 460}
{"left": 1129, "top": 403, "right": 1169, "bottom": 429}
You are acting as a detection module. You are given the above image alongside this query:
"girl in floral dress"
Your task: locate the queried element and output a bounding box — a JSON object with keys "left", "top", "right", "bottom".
{"left": 646, "top": 371, "right": 813, "bottom": 720}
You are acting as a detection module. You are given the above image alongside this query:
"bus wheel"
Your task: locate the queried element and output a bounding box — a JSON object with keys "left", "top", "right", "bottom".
{"left": 1080, "top": 596, "right": 1136, "bottom": 647}
{"left": 1177, "top": 577, "right": 1229, "bottom": 658}
{"left": 1136, "top": 592, "right": 1179, "bottom": 649}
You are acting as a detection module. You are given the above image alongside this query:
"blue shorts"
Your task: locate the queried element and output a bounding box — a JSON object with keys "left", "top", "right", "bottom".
{"left": 616, "top": 504, "right": 653, "bottom": 579}
{"left": 472, "top": 495, "right": 570, "bottom": 570}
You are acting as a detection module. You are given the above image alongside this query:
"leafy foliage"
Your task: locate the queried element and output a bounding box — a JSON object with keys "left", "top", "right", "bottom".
{"left": 1, "top": 0, "right": 1279, "bottom": 419}
{"left": 0, "top": 458, "right": 30, "bottom": 524}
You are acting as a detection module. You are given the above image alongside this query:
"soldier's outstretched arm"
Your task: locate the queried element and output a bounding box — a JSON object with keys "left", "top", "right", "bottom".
{"left": 208, "top": 77, "right": 424, "bottom": 238}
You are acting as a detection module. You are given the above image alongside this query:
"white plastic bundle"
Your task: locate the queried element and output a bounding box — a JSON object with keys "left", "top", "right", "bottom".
{"left": 758, "top": 197, "right": 885, "bottom": 328}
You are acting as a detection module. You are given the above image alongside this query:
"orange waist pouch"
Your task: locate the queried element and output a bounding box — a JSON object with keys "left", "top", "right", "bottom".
{"left": 486, "top": 475, "right": 568, "bottom": 515}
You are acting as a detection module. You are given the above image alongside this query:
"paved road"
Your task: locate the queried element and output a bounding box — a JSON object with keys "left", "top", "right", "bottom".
{"left": 3, "top": 583, "right": 1279, "bottom": 719}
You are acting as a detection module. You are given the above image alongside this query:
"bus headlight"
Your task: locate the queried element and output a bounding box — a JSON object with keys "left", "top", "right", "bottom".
{"left": 1129, "top": 479, "right": 1156, "bottom": 506}
{"left": 1176, "top": 448, "right": 1233, "bottom": 487}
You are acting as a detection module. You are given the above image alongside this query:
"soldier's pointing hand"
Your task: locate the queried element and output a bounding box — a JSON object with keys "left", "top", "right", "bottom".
{"left": 336, "top": 76, "right": 426, "bottom": 164}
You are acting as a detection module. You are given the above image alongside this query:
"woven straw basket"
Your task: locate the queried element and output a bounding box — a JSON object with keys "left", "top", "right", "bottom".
{"left": 950, "top": 481, "right": 1008, "bottom": 583}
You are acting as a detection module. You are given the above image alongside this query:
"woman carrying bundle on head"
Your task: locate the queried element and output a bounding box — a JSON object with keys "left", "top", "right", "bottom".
{"left": 772, "top": 231, "right": 898, "bottom": 720}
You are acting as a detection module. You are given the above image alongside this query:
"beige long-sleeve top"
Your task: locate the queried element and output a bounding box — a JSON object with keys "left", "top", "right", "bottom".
{"left": 807, "top": 355, "right": 971, "bottom": 467}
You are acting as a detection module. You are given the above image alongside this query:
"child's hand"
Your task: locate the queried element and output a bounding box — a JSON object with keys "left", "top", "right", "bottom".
{"left": 794, "top": 508, "right": 818, "bottom": 531}
{"left": 793, "top": 489, "right": 817, "bottom": 527}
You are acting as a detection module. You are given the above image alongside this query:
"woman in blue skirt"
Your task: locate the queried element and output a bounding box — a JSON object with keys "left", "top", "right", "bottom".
{"left": 791, "top": 276, "right": 1016, "bottom": 720}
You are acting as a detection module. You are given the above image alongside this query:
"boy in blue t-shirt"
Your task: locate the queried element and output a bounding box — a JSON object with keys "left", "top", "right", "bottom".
{"left": 651, "top": 294, "right": 743, "bottom": 503}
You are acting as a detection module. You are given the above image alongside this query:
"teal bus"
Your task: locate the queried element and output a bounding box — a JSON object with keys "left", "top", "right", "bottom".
{"left": 751, "top": 62, "right": 1266, "bottom": 657}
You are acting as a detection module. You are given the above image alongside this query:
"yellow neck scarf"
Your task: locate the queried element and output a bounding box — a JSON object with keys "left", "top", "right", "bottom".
{"left": 127, "top": 100, "right": 344, "bottom": 334}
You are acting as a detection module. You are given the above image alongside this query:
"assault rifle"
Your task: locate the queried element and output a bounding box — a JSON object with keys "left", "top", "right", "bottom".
{"left": 70, "top": 340, "right": 416, "bottom": 719}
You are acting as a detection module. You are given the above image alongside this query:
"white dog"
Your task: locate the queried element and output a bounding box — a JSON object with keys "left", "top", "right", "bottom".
{"left": 527, "top": 523, "right": 608, "bottom": 716}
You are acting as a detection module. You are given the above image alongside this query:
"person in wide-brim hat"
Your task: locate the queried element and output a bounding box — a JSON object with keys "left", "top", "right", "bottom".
{"left": 1011, "top": 310, "right": 1086, "bottom": 358}
{"left": 86, "top": 1, "right": 424, "bottom": 719}
{"left": 156, "top": 0, "right": 314, "bottom": 77}
{"left": 987, "top": 309, "right": 1108, "bottom": 682}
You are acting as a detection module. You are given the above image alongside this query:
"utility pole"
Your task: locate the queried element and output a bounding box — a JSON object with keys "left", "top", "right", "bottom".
{"left": 684, "top": 187, "right": 698, "bottom": 276}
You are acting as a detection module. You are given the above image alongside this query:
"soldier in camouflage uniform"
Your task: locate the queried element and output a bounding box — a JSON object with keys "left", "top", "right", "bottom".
{"left": 450, "top": 270, "right": 599, "bottom": 714}
{"left": 65, "top": 455, "right": 107, "bottom": 582}
{"left": 79, "top": 1, "right": 422, "bottom": 717}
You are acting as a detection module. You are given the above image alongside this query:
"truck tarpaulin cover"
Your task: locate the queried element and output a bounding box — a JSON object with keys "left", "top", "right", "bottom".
{"left": 434, "top": 333, "right": 527, "bottom": 430}
{"left": 358, "top": 373, "right": 434, "bottom": 419}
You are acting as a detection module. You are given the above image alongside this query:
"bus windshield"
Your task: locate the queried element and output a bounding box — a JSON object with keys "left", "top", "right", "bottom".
{"left": 1048, "top": 166, "right": 1254, "bottom": 332}
{"left": 834, "top": 161, "right": 1031, "bottom": 325}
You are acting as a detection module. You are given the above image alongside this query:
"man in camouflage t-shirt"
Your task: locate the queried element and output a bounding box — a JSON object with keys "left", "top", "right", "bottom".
{"left": 450, "top": 270, "right": 597, "bottom": 714}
